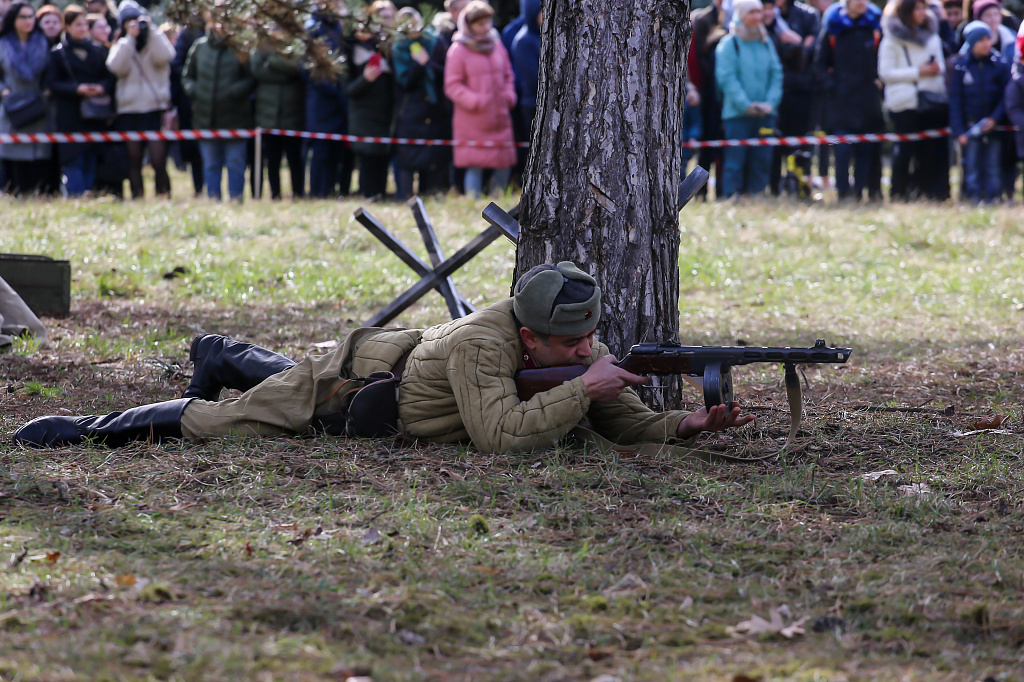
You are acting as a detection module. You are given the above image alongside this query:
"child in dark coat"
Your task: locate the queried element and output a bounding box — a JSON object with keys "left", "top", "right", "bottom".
{"left": 949, "top": 21, "right": 1011, "bottom": 202}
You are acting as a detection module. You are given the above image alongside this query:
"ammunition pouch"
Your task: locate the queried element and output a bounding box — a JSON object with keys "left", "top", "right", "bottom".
{"left": 311, "top": 371, "right": 401, "bottom": 438}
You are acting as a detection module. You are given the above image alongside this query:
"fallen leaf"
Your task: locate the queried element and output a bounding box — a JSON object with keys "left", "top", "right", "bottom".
{"left": 288, "top": 528, "right": 314, "bottom": 545}
{"left": 730, "top": 611, "right": 783, "bottom": 636}
{"left": 587, "top": 648, "right": 612, "bottom": 661}
{"left": 897, "top": 483, "right": 932, "bottom": 496}
{"left": 603, "top": 573, "right": 649, "bottom": 597}
{"left": 45, "top": 552, "right": 60, "bottom": 563}
{"left": 972, "top": 415, "right": 1007, "bottom": 430}
{"left": 861, "top": 469, "right": 898, "bottom": 482}
{"left": 244, "top": 542, "right": 253, "bottom": 556}
{"left": 115, "top": 574, "right": 137, "bottom": 588}
{"left": 728, "top": 607, "right": 807, "bottom": 639}
{"left": 780, "top": 617, "right": 808, "bottom": 638}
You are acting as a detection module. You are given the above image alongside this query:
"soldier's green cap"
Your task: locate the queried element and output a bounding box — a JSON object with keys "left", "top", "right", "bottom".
{"left": 513, "top": 261, "right": 601, "bottom": 336}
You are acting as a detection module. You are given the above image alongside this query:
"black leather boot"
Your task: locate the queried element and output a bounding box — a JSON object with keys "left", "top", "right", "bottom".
{"left": 13, "top": 398, "right": 194, "bottom": 448}
{"left": 183, "top": 334, "right": 296, "bottom": 401}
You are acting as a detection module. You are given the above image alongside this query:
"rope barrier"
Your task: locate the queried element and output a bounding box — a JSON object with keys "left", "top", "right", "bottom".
{"left": 0, "top": 126, "right": 1016, "bottom": 147}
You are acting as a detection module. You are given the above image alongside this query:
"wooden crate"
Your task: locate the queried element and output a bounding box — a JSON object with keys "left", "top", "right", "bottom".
{"left": 0, "top": 254, "right": 71, "bottom": 317}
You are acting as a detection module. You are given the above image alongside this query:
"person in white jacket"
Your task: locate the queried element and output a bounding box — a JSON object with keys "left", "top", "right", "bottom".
{"left": 878, "top": 0, "right": 951, "bottom": 200}
{"left": 105, "top": 0, "right": 174, "bottom": 198}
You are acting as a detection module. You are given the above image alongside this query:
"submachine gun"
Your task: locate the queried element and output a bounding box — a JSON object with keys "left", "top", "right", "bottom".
{"left": 514, "top": 340, "right": 852, "bottom": 448}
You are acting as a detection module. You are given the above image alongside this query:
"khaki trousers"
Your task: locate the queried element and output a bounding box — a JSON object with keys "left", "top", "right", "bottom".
{"left": 180, "top": 327, "right": 390, "bottom": 441}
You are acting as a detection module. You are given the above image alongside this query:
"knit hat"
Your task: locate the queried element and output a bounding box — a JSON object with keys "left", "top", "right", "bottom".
{"left": 117, "top": 0, "right": 144, "bottom": 24}
{"left": 462, "top": 0, "right": 494, "bottom": 26}
{"left": 732, "top": 0, "right": 764, "bottom": 24}
{"left": 513, "top": 262, "right": 602, "bottom": 336}
{"left": 972, "top": 0, "right": 1001, "bottom": 19}
{"left": 963, "top": 19, "right": 993, "bottom": 48}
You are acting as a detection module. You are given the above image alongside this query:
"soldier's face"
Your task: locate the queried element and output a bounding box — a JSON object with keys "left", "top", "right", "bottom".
{"left": 521, "top": 327, "right": 597, "bottom": 367}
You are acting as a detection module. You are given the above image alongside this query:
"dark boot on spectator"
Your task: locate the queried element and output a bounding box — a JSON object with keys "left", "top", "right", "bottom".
{"left": 13, "top": 399, "right": 193, "bottom": 448}
{"left": 184, "top": 334, "right": 297, "bottom": 402}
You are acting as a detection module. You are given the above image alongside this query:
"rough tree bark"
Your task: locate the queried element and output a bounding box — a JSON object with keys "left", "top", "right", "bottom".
{"left": 515, "top": 0, "right": 692, "bottom": 409}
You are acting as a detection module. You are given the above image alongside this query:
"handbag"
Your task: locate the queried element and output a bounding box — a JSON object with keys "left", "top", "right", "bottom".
{"left": 4, "top": 90, "right": 47, "bottom": 129}
{"left": 79, "top": 94, "right": 113, "bottom": 121}
{"left": 902, "top": 46, "right": 948, "bottom": 114}
{"left": 916, "top": 89, "right": 948, "bottom": 114}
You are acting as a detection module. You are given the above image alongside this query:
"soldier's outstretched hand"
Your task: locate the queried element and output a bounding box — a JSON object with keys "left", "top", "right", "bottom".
{"left": 676, "top": 402, "right": 755, "bottom": 439}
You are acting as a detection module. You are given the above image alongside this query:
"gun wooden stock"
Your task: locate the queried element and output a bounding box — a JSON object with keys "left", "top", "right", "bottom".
{"left": 514, "top": 365, "right": 588, "bottom": 401}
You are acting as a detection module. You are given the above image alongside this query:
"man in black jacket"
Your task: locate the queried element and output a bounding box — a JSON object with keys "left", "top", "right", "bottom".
{"left": 763, "top": 0, "right": 821, "bottom": 196}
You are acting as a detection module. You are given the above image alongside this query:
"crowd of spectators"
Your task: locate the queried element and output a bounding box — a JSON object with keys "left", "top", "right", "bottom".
{"left": 0, "top": 0, "right": 537, "bottom": 201}
{"left": 692, "top": 0, "right": 1024, "bottom": 202}
{"left": 0, "top": 0, "right": 1021, "bottom": 203}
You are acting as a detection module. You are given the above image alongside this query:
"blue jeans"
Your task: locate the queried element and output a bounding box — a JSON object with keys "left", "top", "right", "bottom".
{"left": 63, "top": 150, "right": 97, "bottom": 196}
{"left": 464, "top": 166, "right": 510, "bottom": 198}
{"left": 963, "top": 135, "right": 1001, "bottom": 201}
{"left": 200, "top": 140, "right": 248, "bottom": 200}
{"left": 720, "top": 115, "right": 775, "bottom": 198}
{"left": 831, "top": 130, "right": 873, "bottom": 199}
{"left": 681, "top": 101, "right": 703, "bottom": 166}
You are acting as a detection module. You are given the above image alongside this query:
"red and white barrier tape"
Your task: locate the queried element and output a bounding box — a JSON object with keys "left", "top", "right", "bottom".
{"left": 0, "top": 126, "right": 1016, "bottom": 147}
{"left": 0, "top": 128, "right": 255, "bottom": 144}
{"left": 262, "top": 128, "right": 531, "bottom": 148}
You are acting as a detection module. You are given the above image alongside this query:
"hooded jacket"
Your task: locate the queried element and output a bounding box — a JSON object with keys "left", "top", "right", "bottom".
{"left": 510, "top": 0, "right": 542, "bottom": 108}
{"left": 878, "top": 8, "right": 946, "bottom": 112}
{"left": 949, "top": 48, "right": 1010, "bottom": 136}
{"left": 1005, "top": 66, "right": 1024, "bottom": 156}
{"left": 251, "top": 46, "right": 304, "bottom": 129}
{"left": 181, "top": 32, "right": 256, "bottom": 130}
{"left": 444, "top": 26, "right": 517, "bottom": 169}
{"left": 813, "top": 2, "right": 885, "bottom": 132}
{"left": 715, "top": 31, "right": 784, "bottom": 120}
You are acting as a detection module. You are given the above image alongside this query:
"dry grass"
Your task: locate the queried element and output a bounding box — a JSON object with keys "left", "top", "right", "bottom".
{"left": 1, "top": 191, "right": 1023, "bottom": 681}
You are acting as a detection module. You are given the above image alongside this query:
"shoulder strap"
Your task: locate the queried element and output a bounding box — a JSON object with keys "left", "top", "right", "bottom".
{"left": 901, "top": 44, "right": 921, "bottom": 88}
{"left": 58, "top": 44, "right": 81, "bottom": 87}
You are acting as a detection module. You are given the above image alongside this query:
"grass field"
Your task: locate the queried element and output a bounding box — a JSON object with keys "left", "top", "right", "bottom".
{"left": 0, "top": 189, "right": 1022, "bottom": 681}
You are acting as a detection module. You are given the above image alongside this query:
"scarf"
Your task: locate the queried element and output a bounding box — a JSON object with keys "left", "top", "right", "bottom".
{"left": 735, "top": 22, "right": 769, "bottom": 42}
{"left": 1, "top": 31, "right": 51, "bottom": 83}
{"left": 454, "top": 12, "right": 497, "bottom": 54}
{"left": 393, "top": 29, "right": 439, "bottom": 102}
{"left": 881, "top": 10, "right": 939, "bottom": 47}
{"left": 63, "top": 36, "right": 95, "bottom": 64}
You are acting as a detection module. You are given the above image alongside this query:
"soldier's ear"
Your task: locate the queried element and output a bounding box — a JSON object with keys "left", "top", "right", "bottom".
{"left": 520, "top": 327, "right": 541, "bottom": 351}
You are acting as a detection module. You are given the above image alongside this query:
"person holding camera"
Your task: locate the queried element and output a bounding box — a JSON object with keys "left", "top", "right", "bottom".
{"left": 106, "top": 0, "right": 174, "bottom": 198}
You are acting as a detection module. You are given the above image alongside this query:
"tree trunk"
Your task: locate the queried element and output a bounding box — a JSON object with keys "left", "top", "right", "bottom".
{"left": 515, "top": 0, "right": 692, "bottom": 409}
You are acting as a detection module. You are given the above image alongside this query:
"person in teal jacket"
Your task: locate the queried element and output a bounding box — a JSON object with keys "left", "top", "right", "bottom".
{"left": 715, "top": 0, "right": 784, "bottom": 197}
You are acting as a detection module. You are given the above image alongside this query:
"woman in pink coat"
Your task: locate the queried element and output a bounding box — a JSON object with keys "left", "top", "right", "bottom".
{"left": 443, "top": 1, "right": 517, "bottom": 197}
